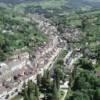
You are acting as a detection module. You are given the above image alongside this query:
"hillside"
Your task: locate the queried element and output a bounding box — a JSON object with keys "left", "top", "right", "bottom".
{"left": 0, "top": 0, "right": 100, "bottom": 13}
{"left": 0, "top": 8, "right": 48, "bottom": 61}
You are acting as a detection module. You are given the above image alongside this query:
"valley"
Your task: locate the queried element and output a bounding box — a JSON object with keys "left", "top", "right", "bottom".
{"left": 0, "top": 0, "right": 100, "bottom": 100}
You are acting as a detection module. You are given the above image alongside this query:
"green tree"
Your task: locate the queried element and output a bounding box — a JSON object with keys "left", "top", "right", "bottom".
{"left": 27, "top": 80, "right": 35, "bottom": 95}
{"left": 34, "top": 85, "right": 39, "bottom": 100}
{"left": 56, "top": 59, "right": 64, "bottom": 65}
{"left": 37, "top": 74, "right": 42, "bottom": 87}
{"left": 94, "top": 89, "right": 100, "bottom": 100}
{"left": 52, "top": 81, "right": 59, "bottom": 100}
{"left": 41, "top": 70, "right": 51, "bottom": 93}
{"left": 23, "top": 88, "right": 29, "bottom": 100}
{"left": 54, "top": 67, "right": 62, "bottom": 89}
{"left": 81, "top": 16, "right": 88, "bottom": 32}
{"left": 70, "top": 91, "right": 90, "bottom": 100}
{"left": 0, "top": 34, "right": 5, "bottom": 47}
{"left": 95, "top": 45, "right": 100, "bottom": 63}
{"left": 77, "top": 58, "right": 94, "bottom": 70}
{"left": 30, "top": 93, "right": 37, "bottom": 100}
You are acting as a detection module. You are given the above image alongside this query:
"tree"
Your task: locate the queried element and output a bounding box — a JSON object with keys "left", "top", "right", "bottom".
{"left": 27, "top": 80, "right": 35, "bottom": 95}
{"left": 56, "top": 59, "right": 64, "bottom": 65}
{"left": 34, "top": 85, "right": 39, "bottom": 100}
{"left": 52, "top": 81, "right": 59, "bottom": 100}
{"left": 0, "top": 49, "right": 7, "bottom": 61}
{"left": 81, "top": 16, "right": 88, "bottom": 32}
{"left": 30, "top": 93, "right": 37, "bottom": 100}
{"left": 70, "top": 91, "right": 90, "bottom": 100}
{"left": 54, "top": 67, "right": 62, "bottom": 89}
{"left": 37, "top": 74, "right": 41, "bottom": 87}
{"left": 46, "top": 70, "right": 51, "bottom": 82}
{"left": 23, "top": 88, "right": 29, "bottom": 100}
{"left": 95, "top": 45, "right": 100, "bottom": 63}
{"left": 41, "top": 70, "right": 52, "bottom": 93}
{"left": 94, "top": 88, "right": 100, "bottom": 100}
{"left": 94, "top": 77, "right": 100, "bottom": 88}
{"left": 0, "top": 34, "right": 5, "bottom": 47}
{"left": 76, "top": 58, "right": 94, "bottom": 70}
{"left": 73, "top": 76, "right": 85, "bottom": 90}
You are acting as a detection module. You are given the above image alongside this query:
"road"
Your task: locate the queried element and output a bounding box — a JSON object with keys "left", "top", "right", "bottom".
{"left": 61, "top": 50, "right": 82, "bottom": 100}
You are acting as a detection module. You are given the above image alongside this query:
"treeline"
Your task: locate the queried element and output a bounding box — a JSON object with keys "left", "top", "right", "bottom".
{"left": 0, "top": 0, "right": 38, "bottom": 5}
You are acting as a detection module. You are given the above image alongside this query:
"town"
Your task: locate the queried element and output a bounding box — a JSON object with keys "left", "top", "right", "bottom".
{"left": 0, "top": 14, "right": 83, "bottom": 100}
{"left": 0, "top": 0, "right": 100, "bottom": 100}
